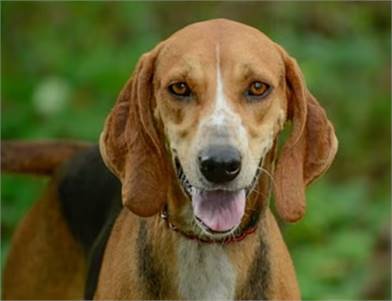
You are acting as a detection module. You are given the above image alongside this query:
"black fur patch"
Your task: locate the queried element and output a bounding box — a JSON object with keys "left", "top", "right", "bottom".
{"left": 137, "top": 220, "right": 163, "bottom": 299}
{"left": 84, "top": 194, "right": 122, "bottom": 299}
{"left": 239, "top": 234, "right": 270, "bottom": 299}
{"left": 57, "top": 145, "right": 121, "bottom": 252}
{"left": 57, "top": 145, "right": 122, "bottom": 299}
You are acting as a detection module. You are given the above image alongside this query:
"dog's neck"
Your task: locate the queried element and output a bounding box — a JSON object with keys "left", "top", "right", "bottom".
{"left": 169, "top": 188, "right": 272, "bottom": 299}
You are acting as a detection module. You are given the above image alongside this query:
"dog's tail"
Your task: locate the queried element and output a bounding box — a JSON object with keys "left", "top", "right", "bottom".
{"left": 1, "top": 140, "right": 92, "bottom": 176}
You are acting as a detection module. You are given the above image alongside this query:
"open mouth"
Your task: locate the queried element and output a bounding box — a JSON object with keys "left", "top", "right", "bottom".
{"left": 174, "top": 156, "right": 262, "bottom": 235}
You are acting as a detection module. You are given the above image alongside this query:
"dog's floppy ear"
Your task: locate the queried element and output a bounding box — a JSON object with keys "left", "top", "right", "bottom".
{"left": 273, "top": 45, "right": 338, "bottom": 222}
{"left": 99, "top": 45, "right": 169, "bottom": 217}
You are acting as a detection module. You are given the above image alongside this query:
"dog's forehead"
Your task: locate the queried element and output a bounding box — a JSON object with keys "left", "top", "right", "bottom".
{"left": 156, "top": 19, "right": 284, "bottom": 78}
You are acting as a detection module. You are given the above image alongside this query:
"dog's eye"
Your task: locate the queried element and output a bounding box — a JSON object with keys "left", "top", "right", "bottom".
{"left": 168, "top": 82, "right": 192, "bottom": 98}
{"left": 246, "top": 81, "right": 271, "bottom": 100}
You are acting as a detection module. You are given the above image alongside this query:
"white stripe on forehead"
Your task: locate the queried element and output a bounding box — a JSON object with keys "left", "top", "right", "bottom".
{"left": 210, "top": 45, "right": 236, "bottom": 126}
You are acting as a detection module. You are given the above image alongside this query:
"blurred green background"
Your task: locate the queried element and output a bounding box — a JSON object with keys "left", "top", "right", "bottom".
{"left": 1, "top": 2, "right": 390, "bottom": 299}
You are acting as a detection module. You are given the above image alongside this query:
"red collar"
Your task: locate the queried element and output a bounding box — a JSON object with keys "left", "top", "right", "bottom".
{"left": 160, "top": 207, "right": 258, "bottom": 244}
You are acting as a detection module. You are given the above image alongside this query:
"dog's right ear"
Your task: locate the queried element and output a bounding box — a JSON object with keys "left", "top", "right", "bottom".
{"left": 99, "top": 45, "right": 170, "bottom": 217}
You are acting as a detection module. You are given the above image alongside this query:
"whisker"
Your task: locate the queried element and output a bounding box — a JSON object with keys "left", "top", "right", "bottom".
{"left": 256, "top": 166, "right": 275, "bottom": 185}
{"left": 255, "top": 166, "right": 274, "bottom": 197}
{"left": 251, "top": 188, "right": 263, "bottom": 195}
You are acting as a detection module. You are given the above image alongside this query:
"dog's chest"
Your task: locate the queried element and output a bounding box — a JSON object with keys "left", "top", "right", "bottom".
{"left": 176, "top": 238, "right": 236, "bottom": 300}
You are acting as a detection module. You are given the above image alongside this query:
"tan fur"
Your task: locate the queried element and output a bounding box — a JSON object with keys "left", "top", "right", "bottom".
{"left": 264, "top": 209, "right": 301, "bottom": 298}
{"left": 3, "top": 19, "right": 337, "bottom": 300}
{"left": 3, "top": 180, "right": 86, "bottom": 299}
{"left": 94, "top": 210, "right": 181, "bottom": 299}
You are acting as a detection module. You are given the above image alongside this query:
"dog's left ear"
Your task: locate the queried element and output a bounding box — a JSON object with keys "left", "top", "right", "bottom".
{"left": 99, "top": 44, "right": 170, "bottom": 217}
{"left": 273, "top": 45, "right": 338, "bottom": 222}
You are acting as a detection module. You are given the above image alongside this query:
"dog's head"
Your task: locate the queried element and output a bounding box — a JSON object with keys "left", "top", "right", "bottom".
{"left": 100, "top": 19, "right": 337, "bottom": 239}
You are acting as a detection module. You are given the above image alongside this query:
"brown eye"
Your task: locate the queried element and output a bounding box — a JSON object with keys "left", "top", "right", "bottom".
{"left": 168, "top": 82, "right": 192, "bottom": 97}
{"left": 248, "top": 81, "right": 269, "bottom": 97}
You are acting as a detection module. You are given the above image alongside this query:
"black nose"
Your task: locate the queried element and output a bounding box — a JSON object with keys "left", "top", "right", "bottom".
{"left": 198, "top": 145, "right": 241, "bottom": 184}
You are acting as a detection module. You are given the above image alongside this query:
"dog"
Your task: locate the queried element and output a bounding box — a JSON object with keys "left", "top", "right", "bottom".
{"left": 2, "top": 19, "right": 337, "bottom": 300}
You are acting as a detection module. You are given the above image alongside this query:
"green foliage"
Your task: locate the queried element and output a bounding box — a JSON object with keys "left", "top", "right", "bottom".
{"left": 1, "top": 2, "right": 390, "bottom": 299}
{"left": 282, "top": 179, "right": 390, "bottom": 299}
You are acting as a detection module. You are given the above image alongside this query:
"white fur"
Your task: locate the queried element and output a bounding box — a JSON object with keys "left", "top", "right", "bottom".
{"left": 209, "top": 46, "right": 238, "bottom": 128}
{"left": 176, "top": 238, "right": 236, "bottom": 300}
{"left": 211, "top": 63, "right": 228, "bottom": 126}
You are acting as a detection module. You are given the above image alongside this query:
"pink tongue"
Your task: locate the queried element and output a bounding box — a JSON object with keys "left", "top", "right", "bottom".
{"left": 192, "top": 189, "right": 246, "bottom": 232}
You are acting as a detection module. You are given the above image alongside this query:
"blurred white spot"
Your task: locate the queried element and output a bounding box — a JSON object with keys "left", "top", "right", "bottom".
{"left": 32, "top": 77, "right": 70, "bottom": 116}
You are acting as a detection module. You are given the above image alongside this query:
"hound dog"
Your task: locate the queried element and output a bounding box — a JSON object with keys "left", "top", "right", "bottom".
{"left": 3, "top": 19, "right": 337, "bottom": 300}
